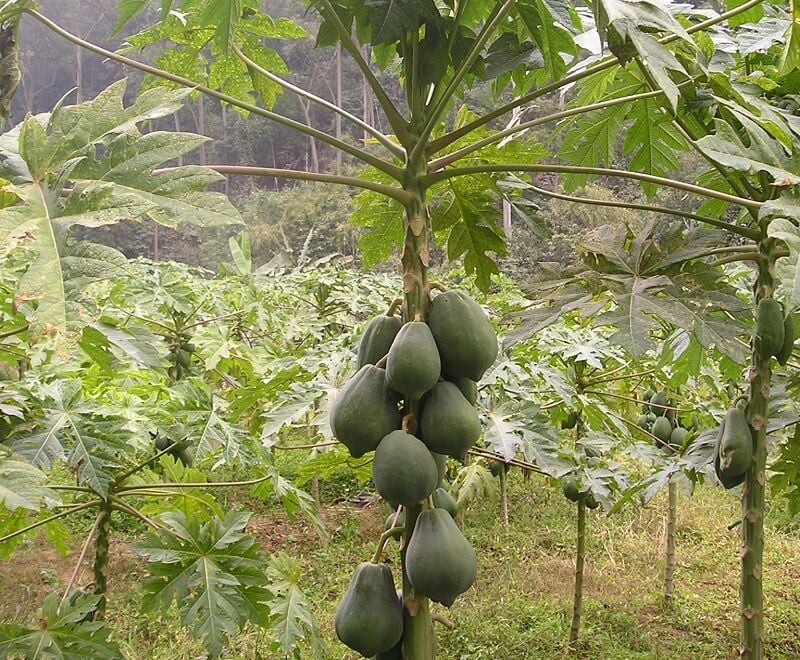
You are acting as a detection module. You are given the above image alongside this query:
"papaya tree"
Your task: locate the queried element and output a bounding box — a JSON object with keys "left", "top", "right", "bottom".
{"left": 2, "top": 0, "right": 799, "bottom": 657}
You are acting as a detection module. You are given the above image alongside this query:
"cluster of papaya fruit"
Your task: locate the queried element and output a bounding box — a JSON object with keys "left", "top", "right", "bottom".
{"left": 331, "top": 290, "right": 497, "bottom": 658}
{"left": 754, "top": 297, "right": 794, "bottom": 365}
{"left": 167, "top": 331, "right": 196, "bottom": 381}
{"left": 635, "top": 389, "right": 693, "bottom": 454}
{"left": 561, "top": 473, "right": 600, "bottom": 509}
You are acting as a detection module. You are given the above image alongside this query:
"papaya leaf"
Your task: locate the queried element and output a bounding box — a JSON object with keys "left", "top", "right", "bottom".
{"left": 452, "top": 461, "right": 499, "bottom": 511}
{"left": 518, "top": 221, "right": 749, "bottom": 360}
{"left": 768, "top": 216, "right": 800, "bottom": 313}
{"left": 516, "top": 0, "right": 578, "bottom": 82}
{"left": 0, "top": 81, "right": 241, "bottom": 339}
{"left": 11, "top": 380, "right": 131, "bottom": 496}
{"left": 133, "top": 511, "right": 275, "bottom": 658}
{"left": 265, "top": 553, "right": 324, "bottom": 659}
{"left": 250, "top": 466, "right": 326, "bottom": 539}
{"left": 0, "top": 592, "right": 124, "bottom": 660}
{"left": 695, "top": 117, "right": 800, "bottom": 186}
{"left": 595, "top": 0, "right": 694, "bottom": 112}
{"left": 0, "top": 452, "right": 57, "bottom": 511}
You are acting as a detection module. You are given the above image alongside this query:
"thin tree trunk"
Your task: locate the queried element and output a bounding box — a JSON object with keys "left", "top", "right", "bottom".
{"left": 335, "top": 44, "right": 342, "bottom": 175}
{"left": 740, "top": 238, "right": 777, "bottom": 660}
{"left": 499, "top": 466, "right": 509, "bottom": 529}
{"left": 75, "top": 44, "right": 82, "bottom": 103}
{"left": 399, "top": 160, "right": 434, "bottom": 660}
{"left": 92, "top": 501, "right": 113, "bottom": 621}
{"left": 299, "top": 99, "right": 319, "bottom": 173}
{"left": 197, "top": 95, "right": 206, "bottom": 164}
{"left": 569, "top": 499, "right": 586, "bottom": 651}
{"left": 663, "top": 480, "right": 677, "bottom": 608}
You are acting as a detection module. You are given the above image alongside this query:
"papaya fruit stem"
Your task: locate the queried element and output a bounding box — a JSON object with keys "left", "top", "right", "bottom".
{"left": 427, "top": 282, "right": 447, "bottom": 293}
{"left": 375, "top": 354, "right": 389, "bottom": 369}
{"left": 386, "top": 298, "right": 404, "bottom": 317}
{"left": 732, "top": 394, "right": 749, "bottom": 408}
{"left": 431, "top": 613, "right": 455, "bottom": 629}
{"left": 372, "top": 526, "right": 405, "bottom": 563}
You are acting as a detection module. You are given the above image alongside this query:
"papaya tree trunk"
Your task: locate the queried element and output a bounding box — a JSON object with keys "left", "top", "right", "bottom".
{"left": 663, "top": 479, "right": 677, "bottom": 608}
{"left": 740, "top": 239, "right": 776, "bottom": 660}
{"left": 499, "top": 466, "right": 509, "bottom": 529}
{"left": 569, "top": 498, "right": 586, "bottom": 651}
{"left": 400, "top": 167, "right": 434, "bottom": 659}
{"left": 92, "top": 500, "right": 113, "bottom": 621}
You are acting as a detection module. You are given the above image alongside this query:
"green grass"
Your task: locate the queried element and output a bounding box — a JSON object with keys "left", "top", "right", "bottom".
{"left": 2, "top": 474, "right": 799, "bottom": 658}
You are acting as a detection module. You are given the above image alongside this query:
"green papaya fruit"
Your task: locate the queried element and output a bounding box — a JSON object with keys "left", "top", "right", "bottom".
{"left": 641, "top": 389, "right": 656, "bottom": 412}
{"left": 431, "top": 487, "right": 458, "bottom": 518}
{"left": 636, "top": 413, "right": 650, "bottom": 429}
{"left": 180, "top": 342, "right": 196, "bottom": 353}
{"left": 386, "top": 322, "right": 441, "bottom": 400}
{"left": 176, "top": 349, "right": 192, "bottom": 369}
{"left": 405, "top": 509, "right": 477, "bottom": 607}
{"left": 561, "top": 411, "right": 578, "bottom": 430}
{"left": 432, "top": 452, "right": 448, "bottom": 488}
{"left": 562, "top": 476, "right": 581, "bottom": 503}
{"left": 446, "top": 375, "right": 478, "bottom": 406}
{"left": 754, "top": 297, "right": 785, "bottom": 360}
{"left": 649, "top": 392, "right": 671, "bottom": 419}
{"left": 670, "top": 427, "right": 689, "bottom": 449}
{"left": 489, "top": 459, "right": 511, "bottom": 477}
{"left": 646, "top": 412, "right": 657, "bottom": 424}
{"left": 419, "top": 382, "right": 481, "bottom": 459}
{"left": 330, "top": 365, "right": 402, "bottom": 458}
{"left": 585, "top": 494, "right": 600, "bottom": 510}
{"left": 334, "top": 562, "right": 403, "bottom": 658}
{"left": 154, "top": 435, "right": 192, "bottom": 466}
{"left": 652, "top": 416, "right": 673, "bottom": 448}
{"left": 372, "top": 431, "right": 438, "bottom": 506}
{"left": 358, "top": 315, "right": 403, "bottom": 368}
{"left": 776, "top": 313, "right": 795, "bottom": 366}
{"left": 715, "top": 449, "right": 746, "bottom": 489}
{"left": 375, "top": 642, "right": 402, "bottom": 660}
{"left": 427, "top": 291, "right": 498, "bottom": 381}
{"left": 718, "top": 407, "right": 752, "bottom": 477}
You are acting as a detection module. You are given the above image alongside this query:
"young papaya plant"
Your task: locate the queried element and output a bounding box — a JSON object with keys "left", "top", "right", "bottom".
{"left": 1, "top": 0, "right": 799, "bottom": 656}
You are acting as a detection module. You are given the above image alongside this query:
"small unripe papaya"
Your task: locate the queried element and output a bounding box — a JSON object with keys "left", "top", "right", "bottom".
{"left": 754, "top": 297, "right": 785, "bottom": 360}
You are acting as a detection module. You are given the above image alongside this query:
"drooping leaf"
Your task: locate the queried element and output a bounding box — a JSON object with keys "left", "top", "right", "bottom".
{"left": 596, "top": 0, "right": 695, "bottom": 112}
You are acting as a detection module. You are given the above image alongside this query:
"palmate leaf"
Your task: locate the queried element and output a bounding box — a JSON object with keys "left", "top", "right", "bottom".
{"left": 516, "top": 0, "right": 579, "bottom": 83}
{"left": 265, "top": 553, "right": 324, "bottom": 659}
{"left": 121, "top": 4, "right": 305, "bottom": 112}
{"left": 596, "top": 0, "right": 695, "bottom": 112}
{"left": 696, "top": 116, "right": 800, "bottom": 186}
{"left": 0, "top": 81, "right": 241, "bottom": 338}
{"left": 0, "top": 452, "right": 57, "bottom": 511}
{"left": 10, "top": 380, "right": 131, "bottom": 496}
{"left": 432, "top": 176, "right": 507, "bottom": 292}
{"left": 132, "top": 511, "right": 276, "bottom": 658}
{"left": 0, "top": 592, "right": 123, "bottom": 660}
{"left": 452, "top": 461, "right": 499, "bottom": 511}
{"left": 768, "top": 214, "right": 800, "bottom": 313}
{"left": 517, "top": 220, "right": 750, "bottom": 361}
{"left": 622, "top": 97, "right": 687, "bottom": 196}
